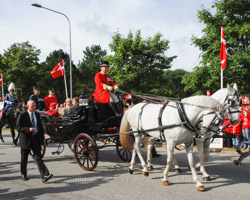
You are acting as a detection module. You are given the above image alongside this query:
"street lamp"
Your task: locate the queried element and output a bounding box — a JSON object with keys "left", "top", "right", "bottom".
{"left": 31, "top": 3, "right": 73, "bottom": 99}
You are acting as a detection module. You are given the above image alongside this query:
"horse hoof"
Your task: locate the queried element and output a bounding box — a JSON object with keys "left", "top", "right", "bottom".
{"left": 233, "top": 160, "right": 239, "bottom": 166}
{"left": 203, "top": 176, "right": 211, "bottom": 181}
{"left": 142, "top": 171, "right": 149, "bottom": 176}
{"left": 174, "top": 168, "right": 181, "bottom": 173}
{"left": 147, "top": 165, "right": 153, "bottom": 170}
{"left": 197, "top": 185, "right": 206, "bottom": 191}
{"left": 162, "top": 180, "right": 170, "bottom": 186}
{"left": 128, "top": 168, "right": 133, "bottom": 174}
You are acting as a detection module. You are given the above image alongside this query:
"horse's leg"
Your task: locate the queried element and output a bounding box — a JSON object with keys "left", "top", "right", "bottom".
{"left": 14, "top": 130, "right": 21, "bottom": 145}
{"left": 128, "top": 134, "right": 148, "bottom": 175}
{"left": 173, "top": 157, "right": 181, "bottom": 173}
{"left": 146, "top": 137, "right": 155, "bottom": 170}
{"left": 0, "top": 125, "right": 4, "bottom": 143}
{"left": 195, "top": 138, "right": 211, "bottom": 181}
{"left": 162, "top": 142, "right": 175, "bottom": 186}
{"left": 134, "top": 134, "right": 149, "bottom": 175}
{"left": 128, "top": 148, "right": 137, "bottom": 174}
{"left": 10, "top": 125, "right": 16, "bottom": 145}
{"left": 186, "top": 141, "right": 206, "bottom": 191}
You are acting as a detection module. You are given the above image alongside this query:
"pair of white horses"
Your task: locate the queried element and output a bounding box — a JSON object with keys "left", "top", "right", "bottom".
{"left": 119, "top": 84, "right": 240, "bottom": 191}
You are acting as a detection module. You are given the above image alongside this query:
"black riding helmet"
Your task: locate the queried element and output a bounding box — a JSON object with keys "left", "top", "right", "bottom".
{"left": 100, "top": 60, "right": 110, "bottom": 67}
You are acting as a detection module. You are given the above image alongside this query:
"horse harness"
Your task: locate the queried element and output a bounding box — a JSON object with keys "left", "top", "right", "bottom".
{"left": 137, "top": 100, "right": 215, "bottom": 142}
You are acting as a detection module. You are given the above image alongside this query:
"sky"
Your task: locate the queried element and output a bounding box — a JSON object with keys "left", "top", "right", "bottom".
{"left": 0, "top": 0, "right": 214, "bottom": 71}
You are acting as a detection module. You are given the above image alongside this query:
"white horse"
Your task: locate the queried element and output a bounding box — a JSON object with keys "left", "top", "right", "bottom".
{"left": 119, "top": 85, "right": 240, "bottom": 191}
{"left": 194, "top": 84, "right": 241, "bottom": 180}
{"left": 139, "top": 84, "right": 240, "bottom": 180}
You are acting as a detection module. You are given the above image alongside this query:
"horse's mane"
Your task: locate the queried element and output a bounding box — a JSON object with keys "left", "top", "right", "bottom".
{"left": 182, "top": 95, "right": 222, "bottom": 109}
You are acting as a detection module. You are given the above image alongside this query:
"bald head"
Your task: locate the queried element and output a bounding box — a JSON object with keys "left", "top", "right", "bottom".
{"left": 27, "top": 100, "right": 36, "bottom": 112}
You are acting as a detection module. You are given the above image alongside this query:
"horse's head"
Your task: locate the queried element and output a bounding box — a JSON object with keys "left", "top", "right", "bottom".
{"left": 222, "top": 83, "right": 241, "bottom": 125}
{"left": 14, "top": 102, "right": 27, "bottom": 118}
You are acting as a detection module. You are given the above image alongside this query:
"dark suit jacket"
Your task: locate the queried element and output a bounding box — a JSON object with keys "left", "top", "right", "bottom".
{"left": 68, "top": 104, "right": 82, "bottom": 115}
{"left": 16, "top": 111, "right": 44, "bottom": 149}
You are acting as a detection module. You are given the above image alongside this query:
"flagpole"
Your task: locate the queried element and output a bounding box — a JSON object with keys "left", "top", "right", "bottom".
{"left": 63, "top": 60, "right": 69, "bottom": 99}
{"left": 221, "top": 68, "right": 223, "bottom": 89}
{"left": 1, "top": 74, "right": 4, "bottom": 101}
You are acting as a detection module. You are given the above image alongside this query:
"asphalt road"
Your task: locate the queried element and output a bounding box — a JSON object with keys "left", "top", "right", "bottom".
{"left": 0, "top": 130, "right": 250, "bottom": 200}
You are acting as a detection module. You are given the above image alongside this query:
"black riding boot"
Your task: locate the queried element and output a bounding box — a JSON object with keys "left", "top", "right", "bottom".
{"left": 109, "top": 103, "right": 120, "bottom": 116}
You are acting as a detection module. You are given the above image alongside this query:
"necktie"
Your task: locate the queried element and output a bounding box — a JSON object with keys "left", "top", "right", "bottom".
{"left": 31, "top": 112, "right": 35, "bottom": 128}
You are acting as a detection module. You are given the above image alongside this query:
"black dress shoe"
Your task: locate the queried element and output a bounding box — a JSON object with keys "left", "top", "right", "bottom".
{"left": 21, "top": 175, "right": 28, "bottom": 181}
{"left": 42, "top": 174, "right": 53, "bottom": 183}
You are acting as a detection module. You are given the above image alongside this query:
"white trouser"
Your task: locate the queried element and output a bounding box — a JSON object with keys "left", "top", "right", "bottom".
{"left": 110, "top": 92, "right": 119, "bottom": 103}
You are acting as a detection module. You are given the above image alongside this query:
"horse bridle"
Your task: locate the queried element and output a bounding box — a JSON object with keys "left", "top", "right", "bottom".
{"left": 223, "top": 90, "right": 241, "bottom": 116}
{"left": 197, "top": 90, "right": 241, "bottom": 140}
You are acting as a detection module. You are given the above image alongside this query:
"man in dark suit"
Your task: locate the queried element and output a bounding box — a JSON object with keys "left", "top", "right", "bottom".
{"left": 16, "top": 100, "right": 53, "bottom": 182}
{"left": 68, "top": 97, "right": 81, "bottom": 115}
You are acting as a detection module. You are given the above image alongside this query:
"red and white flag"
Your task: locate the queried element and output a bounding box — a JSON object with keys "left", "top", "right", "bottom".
{"left": 220, "top": 26, "right": 228, "bottom": 70}
{"left": 125, "top": 94, "right": 132, "bottom": 100}
{"left": 0, "top": 73, "right": 2, "bottom": 86}
{"left": 0, "top": 74, "right": 3, "bottom": 85}
{"left": 51, "top": 59, "right": 65, "bottom": 79}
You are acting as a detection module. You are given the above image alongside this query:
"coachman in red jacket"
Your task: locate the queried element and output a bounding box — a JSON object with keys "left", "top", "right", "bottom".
{"left": 92, "top": 61, "right": 122, "bottom": 116}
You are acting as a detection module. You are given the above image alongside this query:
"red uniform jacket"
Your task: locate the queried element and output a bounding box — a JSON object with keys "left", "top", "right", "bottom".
{"left": 44, "top": 96, "right": 58, "bottom": 110}
{"left": 222, "top": 119, "right": 233, "bottom": 134}
{"left": 232, "top": 113, "right": 243, "bottom": 136}
{"left": 242, "top": 113, "right": 250, "bottom": 130}
{"left": 92, "top": 72, "right": 116, "bottom": 103}
{"left": 46, "top": 109, "right": 60, "bottom": 117}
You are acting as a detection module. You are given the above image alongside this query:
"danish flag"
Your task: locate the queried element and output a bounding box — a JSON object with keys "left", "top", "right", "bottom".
{"left": 220, "top": 26, "right": 228, "bottom": 69}
{"left": 51, "top": 59, "right": 65, "bottom": 79}
{"left": 0, "top": 73, "right": 2, "bottom": 86}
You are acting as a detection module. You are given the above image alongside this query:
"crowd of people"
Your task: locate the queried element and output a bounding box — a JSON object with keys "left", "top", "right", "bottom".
{"left": 221, "top": 96, "right": 250, "bottom": 151}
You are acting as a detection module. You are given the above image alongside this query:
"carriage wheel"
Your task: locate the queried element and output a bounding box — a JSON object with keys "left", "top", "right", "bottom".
{"left": 74, "top": 133, "right": 98, "bottom": 171}
{"left": 30, "top": 140, "right": 46, "bottom": 159}
{"left": 67, "top": 139, "right": 74, "bottom": 153}
{"left": 116, "top": 136, "right": 132, "bottom": 162}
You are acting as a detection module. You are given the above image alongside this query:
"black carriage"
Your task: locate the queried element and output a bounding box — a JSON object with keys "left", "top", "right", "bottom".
{"left": 32, "top": 100, "right": 132, "bottom": 171}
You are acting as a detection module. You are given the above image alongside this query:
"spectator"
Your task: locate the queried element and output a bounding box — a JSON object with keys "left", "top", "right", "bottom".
{"left": 68, "top": 97, "right": 81, "bottom": 115}
{"left": 59, "top": 98, "right": 72, "bottom": 116}
{"left": 241, "top": 110, "right": 250, "bottom": 150}
{"left": 221, "top": 118, "right": 234, "bottom": 148}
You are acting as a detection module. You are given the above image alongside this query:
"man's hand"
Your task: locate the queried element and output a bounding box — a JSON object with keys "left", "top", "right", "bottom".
{"left": 29, "top": 128, "right": 35, "bottom": 132}
{"left": 114, "top": 85, "right": 119, "bottom": 91}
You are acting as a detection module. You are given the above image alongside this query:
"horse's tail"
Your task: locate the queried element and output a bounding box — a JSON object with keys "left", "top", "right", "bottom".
{"left": 119, "top": 110, "right": 134, "bottom": 150}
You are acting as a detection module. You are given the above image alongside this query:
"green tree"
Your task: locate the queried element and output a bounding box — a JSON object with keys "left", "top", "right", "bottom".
{"left": 77, "top": 45, "right": 107, "bottom": 96}
{"left": 182, "top": 0, "right": 250, "bottom": 95}
{"left": 107, "top": 30, "right": 176, "bottom": 94}
{"left": 155, "top": 69, "right": 192, "bottom": 98}
{"left": 1, "top": 41, "right": 41, "bottom": 100}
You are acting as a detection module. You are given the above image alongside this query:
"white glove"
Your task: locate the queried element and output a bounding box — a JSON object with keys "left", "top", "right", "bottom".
{"left": 107, "top": 86, "right": 113, "bottom": 91}
{"left": 114, "top": 85, "right": 119, "bottom": 91}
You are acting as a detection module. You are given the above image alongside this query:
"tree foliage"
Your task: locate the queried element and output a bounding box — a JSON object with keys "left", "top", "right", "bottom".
{"left": 1, "top": 41, "right": 41, "bottom": 100}
{"left": 182, "top": 0, "right": 250, "bottom": 95}
{"left": 107, "top": 30, "right": 176, "bottom": 94}
{"left": 77, "top": 45, "right": 107, "bottom": 96}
